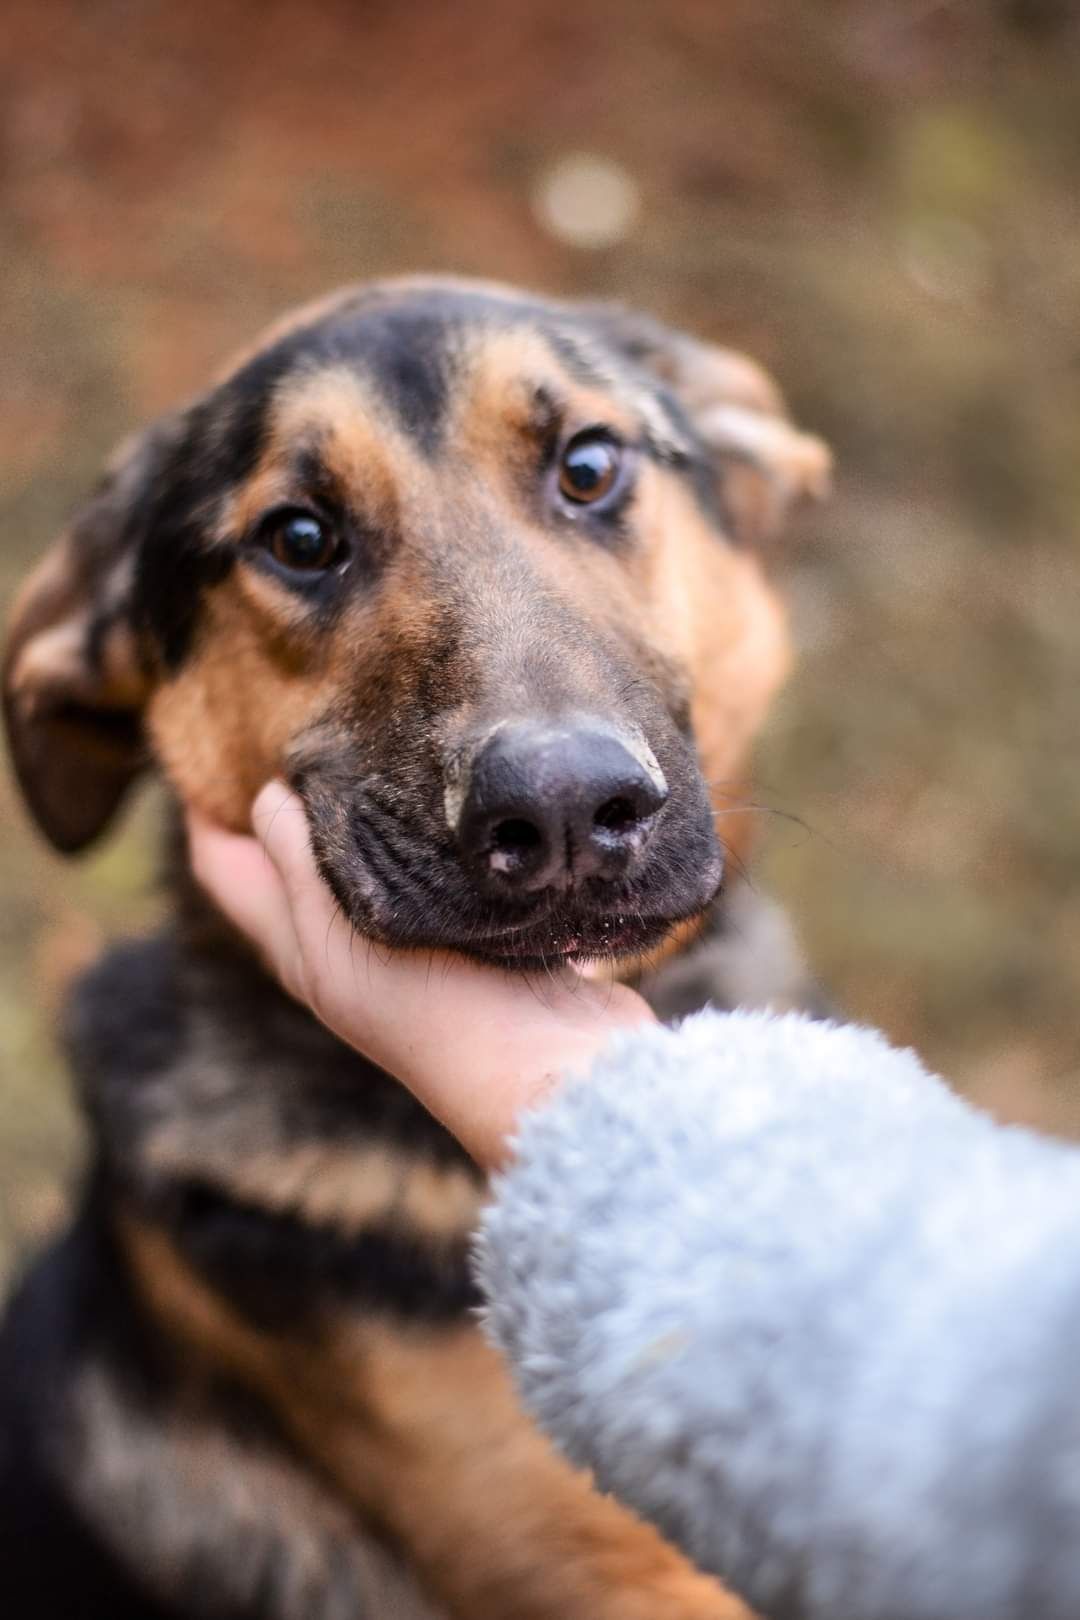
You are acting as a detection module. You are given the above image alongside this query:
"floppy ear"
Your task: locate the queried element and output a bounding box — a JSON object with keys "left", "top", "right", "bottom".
{"left": 3, "top": 421, "right": 179, "bottom": 852}
{"left": 583, "top": 306, "right": 831, "bottom": 546}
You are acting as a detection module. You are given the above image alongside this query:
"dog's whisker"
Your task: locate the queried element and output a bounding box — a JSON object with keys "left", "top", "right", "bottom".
{"left": 711, "top": 802, "right": 815, "bottom": 832}
{"left": 324, "top": 896, "right": 346, "bottom": 975}
{"left": 718, "top": 840, "right": 758, "bottom": 895}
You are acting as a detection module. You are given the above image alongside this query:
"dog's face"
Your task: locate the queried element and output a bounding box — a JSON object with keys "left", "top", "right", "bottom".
{"left": 4, "top": 278, "right": 827, "bottom": 965}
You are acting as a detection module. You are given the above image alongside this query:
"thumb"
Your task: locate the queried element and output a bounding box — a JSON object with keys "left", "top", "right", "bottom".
{"left": 186, "top": 806, "right": 298, "bottom": 984}
{"left": 250, "top": 781, "right": 321, "bottom": 902}
{"left": 249, "top": 780, "right": 366, "bottom": 1014}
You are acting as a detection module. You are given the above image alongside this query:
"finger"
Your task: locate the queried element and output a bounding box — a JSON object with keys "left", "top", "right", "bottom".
{"left": 249, "top": 780, "right": 371, "bottom": 1008}
{"left": 186, "top": 809, "right": 299, "bottom": 983}
{"left": 250, "top": 781, "right": 339, "bottom": 934}
{"left": 250, "top": 782, "right": 315, "bottom": 890}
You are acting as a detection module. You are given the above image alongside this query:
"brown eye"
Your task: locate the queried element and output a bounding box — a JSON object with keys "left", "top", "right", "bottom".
{"left": 260, "top": 510, "right": 338, "bottom": 572}
{"left": 558, "top": 433, "right": 622, "bottom": 506}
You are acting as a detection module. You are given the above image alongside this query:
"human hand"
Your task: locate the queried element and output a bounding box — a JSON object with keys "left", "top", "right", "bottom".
{"left": 186, "top": 782, "right": 656, "bottom": 1168}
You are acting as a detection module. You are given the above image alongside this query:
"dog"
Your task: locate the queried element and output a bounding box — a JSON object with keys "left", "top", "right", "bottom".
{"left": 0, "top": 276, "right": 829, "bottom": 1619}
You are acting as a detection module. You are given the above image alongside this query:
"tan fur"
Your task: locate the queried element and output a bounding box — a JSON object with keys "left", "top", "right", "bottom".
{"left": 147, "top": 368, "right": 428, "bottom": 828}
{"left": 146, "top": 577, "right": 339, "bottom": 826}
{"left": 123, "top": 1216, "right": 752, "bottom": 1620}
{"left": 149, "top": 332, "right": 792, "bottom": 992}
{"left": 5, "top": 286, "right": 828, "bottom": 1617}
{"left": 4, "top": 538, "right": 145, "bottom": 714}
{"left": 17, "top": 303, "right": 809, "bottom": 863}
{"left": 270, "top": 365, "right": 416, "bottom": 527}
{"left": 459, "top": 328, "right": 644, "bottom": 469}
{"left": 143, "top": 1131, "right": 484, "bottom": 1242}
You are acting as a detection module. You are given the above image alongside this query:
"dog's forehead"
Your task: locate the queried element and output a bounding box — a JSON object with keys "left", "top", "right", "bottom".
{"left": 219, "top": 289, "right": 669, "bottom": 473}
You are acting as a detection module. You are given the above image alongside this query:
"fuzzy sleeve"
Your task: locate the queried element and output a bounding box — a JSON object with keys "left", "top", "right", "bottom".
{"left": 474, "top": 1009, "right": 1080, "bottom": 1620}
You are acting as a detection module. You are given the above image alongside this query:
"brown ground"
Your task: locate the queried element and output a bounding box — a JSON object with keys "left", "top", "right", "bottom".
{"left": 2, "top": 0, "right": 1079, "bottom": 1279}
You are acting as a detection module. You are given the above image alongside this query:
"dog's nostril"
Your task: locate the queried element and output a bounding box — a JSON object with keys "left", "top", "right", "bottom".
{"left": 491, "top": 817, "right": 543, "bottom": 857}
{"left": 593, "top": 795, "right": 639, "bottom": 836}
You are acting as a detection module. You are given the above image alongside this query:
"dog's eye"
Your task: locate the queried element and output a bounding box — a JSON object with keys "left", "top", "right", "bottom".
{"left": 557, "top": 433, "right": 622, "bottom": 507}
{"left": 258, "top": 510, "right": 339, "bottom": 573}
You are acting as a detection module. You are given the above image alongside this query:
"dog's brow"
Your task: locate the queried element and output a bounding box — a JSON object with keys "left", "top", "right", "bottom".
{"left": 293, "top": 444, "right": 348, "bottom": 510}
{"left": 524, "top": 383, "right": 564, "bottom": 442}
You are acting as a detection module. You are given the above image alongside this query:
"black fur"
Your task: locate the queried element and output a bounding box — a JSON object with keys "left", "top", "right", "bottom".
{"left": 0, "top": 1195, "right": 182, "bottom": 1620}
{"left": 126, "top": 287, "right": 728, "bottom": 675}
{"left": 66, "top": 913, "right": 479, "bottom": 1177}
{"left": 350, "top": 305, "right": 453, "bottom": 453}
{"left": 0, "top": 883, "right": 480, "bottom": 1618}
{"left": 164, "top": 1181, "right": 480, "bottom": 1331}
{"left": 0, "top": 862, "right": 824, "bottom": 1617}
{"left": 1, "top": 281, "right": 826, "bottom": 1617}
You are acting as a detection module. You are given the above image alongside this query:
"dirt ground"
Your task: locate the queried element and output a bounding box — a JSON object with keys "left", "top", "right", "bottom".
{"left": 2, "top": 0, "right": 1079, "bottom": 1280}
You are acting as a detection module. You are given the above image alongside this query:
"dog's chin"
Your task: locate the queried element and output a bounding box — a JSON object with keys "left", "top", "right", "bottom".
{"left": 465, "top": 912, "right": 678, "bottom": 970}
{"left": 348, "top": 906, "right": 694, "bottom": 970}
{"left": 316, "top": 852, "right": 725, "bottom": 972}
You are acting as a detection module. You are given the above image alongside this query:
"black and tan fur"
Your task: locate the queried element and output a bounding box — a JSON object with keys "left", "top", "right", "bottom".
{"left": 0, "top": 277, "right": 828, "bottom": 1619}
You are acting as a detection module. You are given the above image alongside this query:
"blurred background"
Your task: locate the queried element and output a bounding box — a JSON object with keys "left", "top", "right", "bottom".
{"left": 2, "top": 0, "right": 1079, "bottom": 1282}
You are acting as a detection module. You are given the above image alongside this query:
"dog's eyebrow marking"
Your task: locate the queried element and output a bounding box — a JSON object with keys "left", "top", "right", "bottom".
{"left": 257, "top": 365, "right": 410, "bottom": 539}
{"left": 512, "top": 329, "right": 683, "bottom": 463}
{"left": 293, "top": 444, "right": 348, "bottom": 511}
{"left": 543, "top": 323, "right": 613, "bottom": 388}
{"left": 523, "top": 373, "right": 678, "bottom": 472}
{"left": 525, "top": 383, "right": 564, "bottom": 444}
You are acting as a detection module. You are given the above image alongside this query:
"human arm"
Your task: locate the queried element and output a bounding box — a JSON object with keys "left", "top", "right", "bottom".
{"left": 189, "top": 788, "right": 1080, "bottom": 1620}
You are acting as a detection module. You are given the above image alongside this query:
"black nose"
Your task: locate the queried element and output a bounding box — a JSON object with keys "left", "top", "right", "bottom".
{"left": 457, "top": 723, "right": 668, "bottom": 893}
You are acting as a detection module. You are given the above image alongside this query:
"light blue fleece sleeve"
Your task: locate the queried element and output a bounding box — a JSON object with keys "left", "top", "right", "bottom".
{"left": 474, "top": 1009, "right": 1080, "bottom": 1620}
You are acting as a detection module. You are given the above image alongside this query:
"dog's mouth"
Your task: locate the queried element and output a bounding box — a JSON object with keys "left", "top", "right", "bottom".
{"left": 460, "top": 906, "right": 683, "bottom": 968}
{"left": 311, "top": 834, "right": 724, "bottom": 969}
{"left": 297, "top": 758, "right": 725, "bottom": 970}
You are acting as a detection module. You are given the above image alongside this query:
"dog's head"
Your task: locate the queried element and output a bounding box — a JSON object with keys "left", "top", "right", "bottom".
{"left": 4, "top": 277, "right": 828, "bottom": 966}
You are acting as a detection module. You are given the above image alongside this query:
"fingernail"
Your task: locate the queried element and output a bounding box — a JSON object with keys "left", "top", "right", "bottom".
{"left": 251, "top": 779, "right": 295, "bottom": 829}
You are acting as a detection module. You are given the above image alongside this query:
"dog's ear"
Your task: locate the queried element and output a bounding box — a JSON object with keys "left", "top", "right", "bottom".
{"left": 3, "top": 418, "right": 181, "bottom": 852}
{"left": 583, "top": 306, "right": 831, "bottom": 545}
